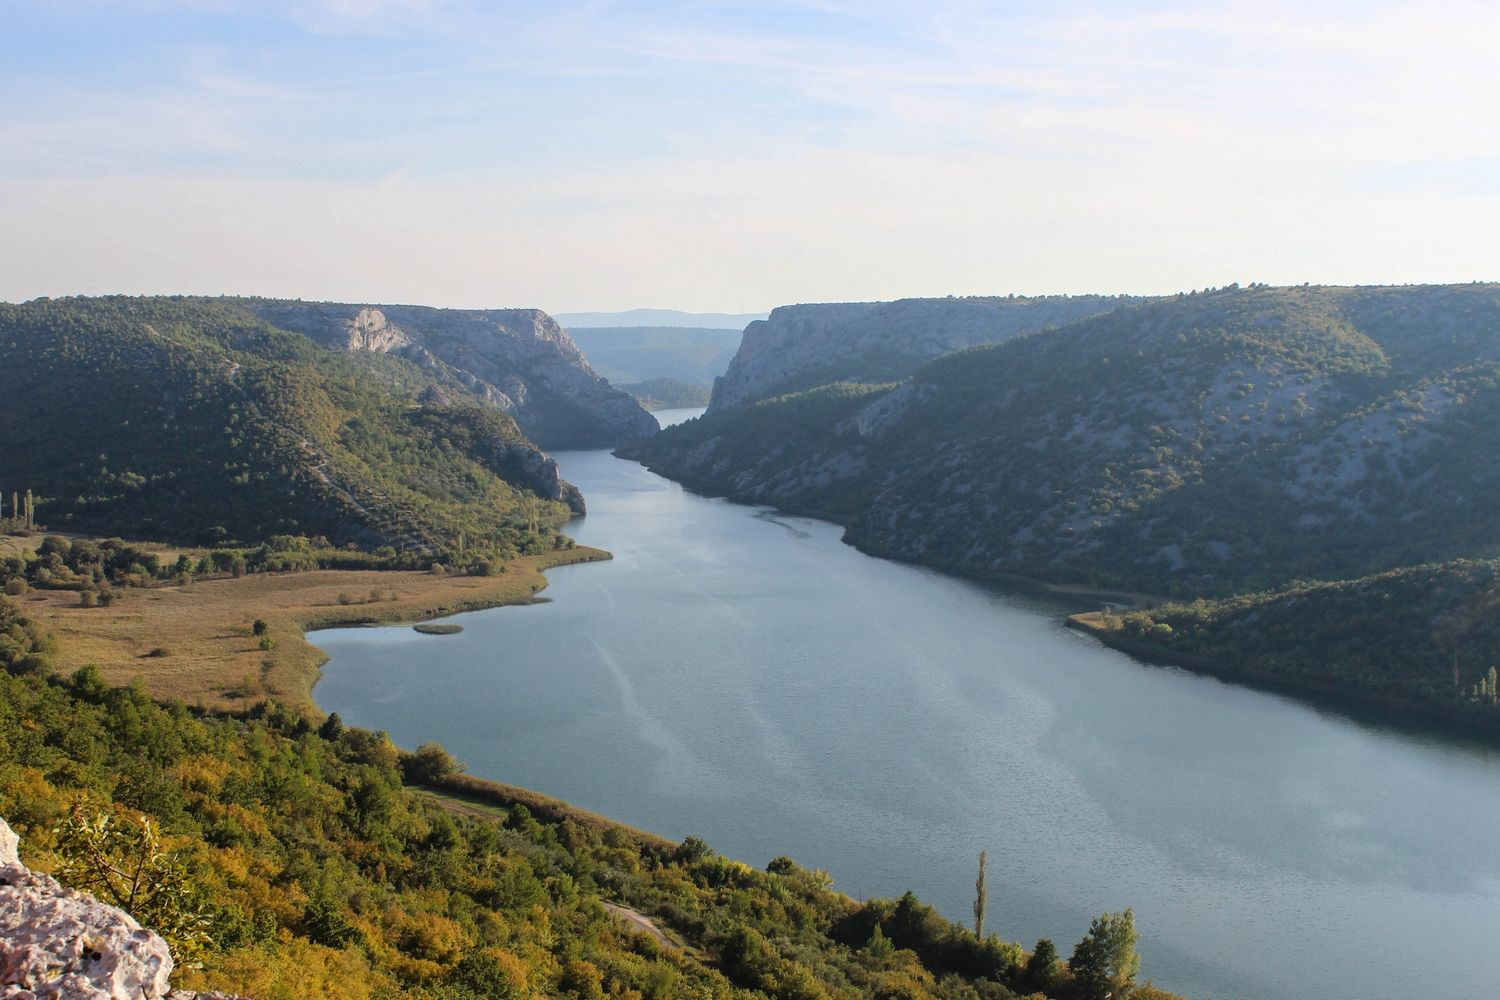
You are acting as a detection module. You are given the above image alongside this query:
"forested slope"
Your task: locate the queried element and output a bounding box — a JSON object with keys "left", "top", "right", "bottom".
{"left": 707, "top": 295, "right": 1146, "bottom": 413}
{"left": 0, "top": 660, "right": 1179, "bottom": 1000}
{"left": 629, "top": 284, "right": 1500, "bottom": 596}
{"left": 622, "top": 284, "right": 1500, "bottom": 727}
{"left": 0, "top": 296, "right": 580, "bottom": 554}
{"left": 1085, "top": 559, "right": 1500, "bottom": 725}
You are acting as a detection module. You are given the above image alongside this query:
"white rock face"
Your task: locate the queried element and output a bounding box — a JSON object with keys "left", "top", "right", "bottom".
{"left": 0, "top": 817, "right": 242, "bottom": 1000}
{"left": 0, "top": 819, "right": 16, "bottom": 867}
{"left": 249, "top": 300, "right": 657, "bottom": 448}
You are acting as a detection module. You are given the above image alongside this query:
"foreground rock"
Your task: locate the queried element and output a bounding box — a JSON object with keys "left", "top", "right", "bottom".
{"left": 0, "top": 818, "right": 241, "bottom": 1000}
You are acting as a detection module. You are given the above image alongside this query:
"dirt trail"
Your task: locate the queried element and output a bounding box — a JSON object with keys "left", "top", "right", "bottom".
{"left": 601, "top": 902, "right": 680, "bottom": 951}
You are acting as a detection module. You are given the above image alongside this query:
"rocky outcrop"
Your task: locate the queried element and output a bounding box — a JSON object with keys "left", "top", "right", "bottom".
{"left": 251, "top": 301, "right": 657, "bottom": 448}
{"left": 0, "top": 817, "right": 241, "bottom": 1000}
{"left": 488, "top": 440, "right": 586, "bottom": 515}
{"left": 708, "top": 294, "right": 1144, "bottom": 412}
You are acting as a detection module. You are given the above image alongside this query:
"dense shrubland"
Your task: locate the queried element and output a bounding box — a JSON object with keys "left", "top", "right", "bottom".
{"left": 1094, "top": 558, "right": 1500, "bottom": 721}
{"left": 0, "top": 660, "right": 1178, "bottom": 1000}
{"left": 0, "top": 296, "right": 575, "bottom": 555}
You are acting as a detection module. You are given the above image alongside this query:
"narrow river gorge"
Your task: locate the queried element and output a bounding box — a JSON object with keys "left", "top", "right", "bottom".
{"left": 314, "top": 409, "right": 1500, "bottom": 1000}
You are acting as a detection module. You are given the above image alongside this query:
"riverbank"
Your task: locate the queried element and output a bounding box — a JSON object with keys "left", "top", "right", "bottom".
{"left": 17, "top": 546, "right": 610, "bottom": 714}
{"left": 1067, "top": 611, "right": 1500, "bottom": 741}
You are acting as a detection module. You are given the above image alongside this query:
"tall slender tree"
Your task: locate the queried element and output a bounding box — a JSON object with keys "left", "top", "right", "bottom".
{"left": 973, "top": 850, "right": 988, "bottom": 938}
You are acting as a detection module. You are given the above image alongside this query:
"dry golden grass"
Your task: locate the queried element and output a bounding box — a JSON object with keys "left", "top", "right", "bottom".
{"left": 0, "top": 533, "right": 43, "bottom": 557}
{"left": 18, "top": 547, "right": 610, "bottom": 715}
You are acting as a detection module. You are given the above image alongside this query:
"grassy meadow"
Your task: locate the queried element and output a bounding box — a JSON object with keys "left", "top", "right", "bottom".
{"left": 8, "top": 544, "right": 610, "bottom": 713}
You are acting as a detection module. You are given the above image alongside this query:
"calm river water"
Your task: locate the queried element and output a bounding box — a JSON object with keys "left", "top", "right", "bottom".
{"left": 314, "top": 408, "right": 1500, "bottom": 1000}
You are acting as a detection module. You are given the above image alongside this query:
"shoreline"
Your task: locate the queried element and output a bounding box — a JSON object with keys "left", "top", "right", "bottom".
{"left": 24, "top": 545, "right": 612, "bottom": 715}
{"left": 623, "top": 458, "right": 1500, "bottom": 743}
{"left": 1067, "top": 612, "right": 1500, "bottom": 742}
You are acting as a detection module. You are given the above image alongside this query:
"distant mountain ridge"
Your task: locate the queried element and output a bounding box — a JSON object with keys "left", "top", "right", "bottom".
{"left": 565, "top": 326, "right": 742, "bottom": 388}
{"left": 707, "top": 294, "right": 1149, "bottom": 412}
{"left": 555, "top": 308, "right": 767, "bottom": 330}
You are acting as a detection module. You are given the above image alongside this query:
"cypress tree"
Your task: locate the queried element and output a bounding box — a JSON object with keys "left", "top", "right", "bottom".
{"left": 973, "top": 849, "right": 988, "bottom": 938}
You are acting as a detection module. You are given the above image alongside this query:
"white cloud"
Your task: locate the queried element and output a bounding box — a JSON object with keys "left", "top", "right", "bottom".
{"left": 4, "top": 1, "right": 1497, "bottom": 307}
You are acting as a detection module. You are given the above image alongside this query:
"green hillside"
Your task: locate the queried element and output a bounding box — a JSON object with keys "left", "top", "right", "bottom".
{"left": 0, "top": 296, "right": 579, "bottom": 555}
{"left": 0, "top": 660, "right": 1180, "bottom": 1000}
{"left": 621, "top": 284, "right": 1500, "bottom": 728}
{"left": 627, "top": 284, "right": 1500, "bottom": 596}
{"left": 1089, "top": 559, "right": 1500, "bottom": 727}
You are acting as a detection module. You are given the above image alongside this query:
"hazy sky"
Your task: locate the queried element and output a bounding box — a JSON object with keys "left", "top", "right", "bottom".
{"left": 4, "top": 1, "right": 1497, "bottom": 312}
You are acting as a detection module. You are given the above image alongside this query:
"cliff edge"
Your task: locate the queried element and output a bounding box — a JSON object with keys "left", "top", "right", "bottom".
{"left": 0, "top": 817, "right": 241, "bottom": 1000}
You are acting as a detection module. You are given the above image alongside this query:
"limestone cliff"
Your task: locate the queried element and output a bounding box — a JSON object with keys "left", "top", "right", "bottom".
{"left": 251, "top": 301, "right": 657, "bottom": 449}
{"left": 708, "top": 294, "right": 1144, "bottom": 412}
{"left": 0, "top": 817, "right": 239, "bottom": 1000}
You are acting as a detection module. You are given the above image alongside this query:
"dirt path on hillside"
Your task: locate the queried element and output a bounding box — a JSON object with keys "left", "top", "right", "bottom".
{"left": 601, "top": 902, "right": 680, "bottom": 951}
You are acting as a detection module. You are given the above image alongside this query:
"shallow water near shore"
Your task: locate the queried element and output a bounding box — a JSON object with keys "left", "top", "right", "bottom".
{"left": 315, "top": 408, "right": 1500, "bottom": 1000}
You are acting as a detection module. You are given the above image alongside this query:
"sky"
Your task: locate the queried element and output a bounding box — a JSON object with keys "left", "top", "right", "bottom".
{"left": 3, "top": 0, "right": 1497, "bottom": 313}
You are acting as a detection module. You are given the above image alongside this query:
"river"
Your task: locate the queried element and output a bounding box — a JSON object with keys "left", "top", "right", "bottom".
{"left": 313, "top": 408, "right": 1500, "bottom": 1000}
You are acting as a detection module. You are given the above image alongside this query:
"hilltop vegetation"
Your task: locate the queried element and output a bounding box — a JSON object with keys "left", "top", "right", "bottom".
{"left": 623, "top": 283, "right": 1500, "bottom": 729}
{"left": 0, "top": 296, "right": 583, "bottom": 554}
{"left": 0, "top": 660, "right": 1180, "bottom": 1000}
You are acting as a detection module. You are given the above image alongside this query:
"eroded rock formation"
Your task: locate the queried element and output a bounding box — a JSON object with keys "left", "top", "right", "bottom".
{"left": 252, "top": 301, "right": 657, "bottom": 448}
{"left": 0, "top": 817, "right": 241, "bottom": 1000}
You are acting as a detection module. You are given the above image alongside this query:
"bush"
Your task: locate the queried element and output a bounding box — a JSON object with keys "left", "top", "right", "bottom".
{"left": 401, "top": 741, "right": 463, "bottom": 785}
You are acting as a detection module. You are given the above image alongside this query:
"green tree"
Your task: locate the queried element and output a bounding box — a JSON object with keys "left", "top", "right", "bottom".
{"left": 973, "top": 849, "right": 988, "bottom": 938}
{"left": 52, "top": 804, "right": 213, "bottom": 964}
{"left": 1023, "top": 938, "right": 1060, "bottom": 995}
{"left": 318, "top": 710, "right": 345, "bottom": 740}
{"left": 401, "top": 740, "right": 463, "bottom": 784}
{"left": 1069, "top": 909, "right": 1140, "bottom": 1000}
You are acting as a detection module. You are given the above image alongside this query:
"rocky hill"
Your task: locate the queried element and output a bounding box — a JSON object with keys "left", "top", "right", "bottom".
{"left": 249, "top": 301, "right": 656, "bottom": 449}
{"left": 0, "top": 296, "right": 588, "bottom": 552}
{"left": 707, "top": 294, "right": 1146, "bottom": 413}
{"left": 626, "top": 284, "right": 1500, "bottom": 598}
{"left": 564, "top": 325, "right": 742, "bottom": 390}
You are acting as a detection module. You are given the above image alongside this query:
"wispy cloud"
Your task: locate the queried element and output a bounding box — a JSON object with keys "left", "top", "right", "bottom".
{"left": 3, "top": 1, "right": 1496, "bottom": 308}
